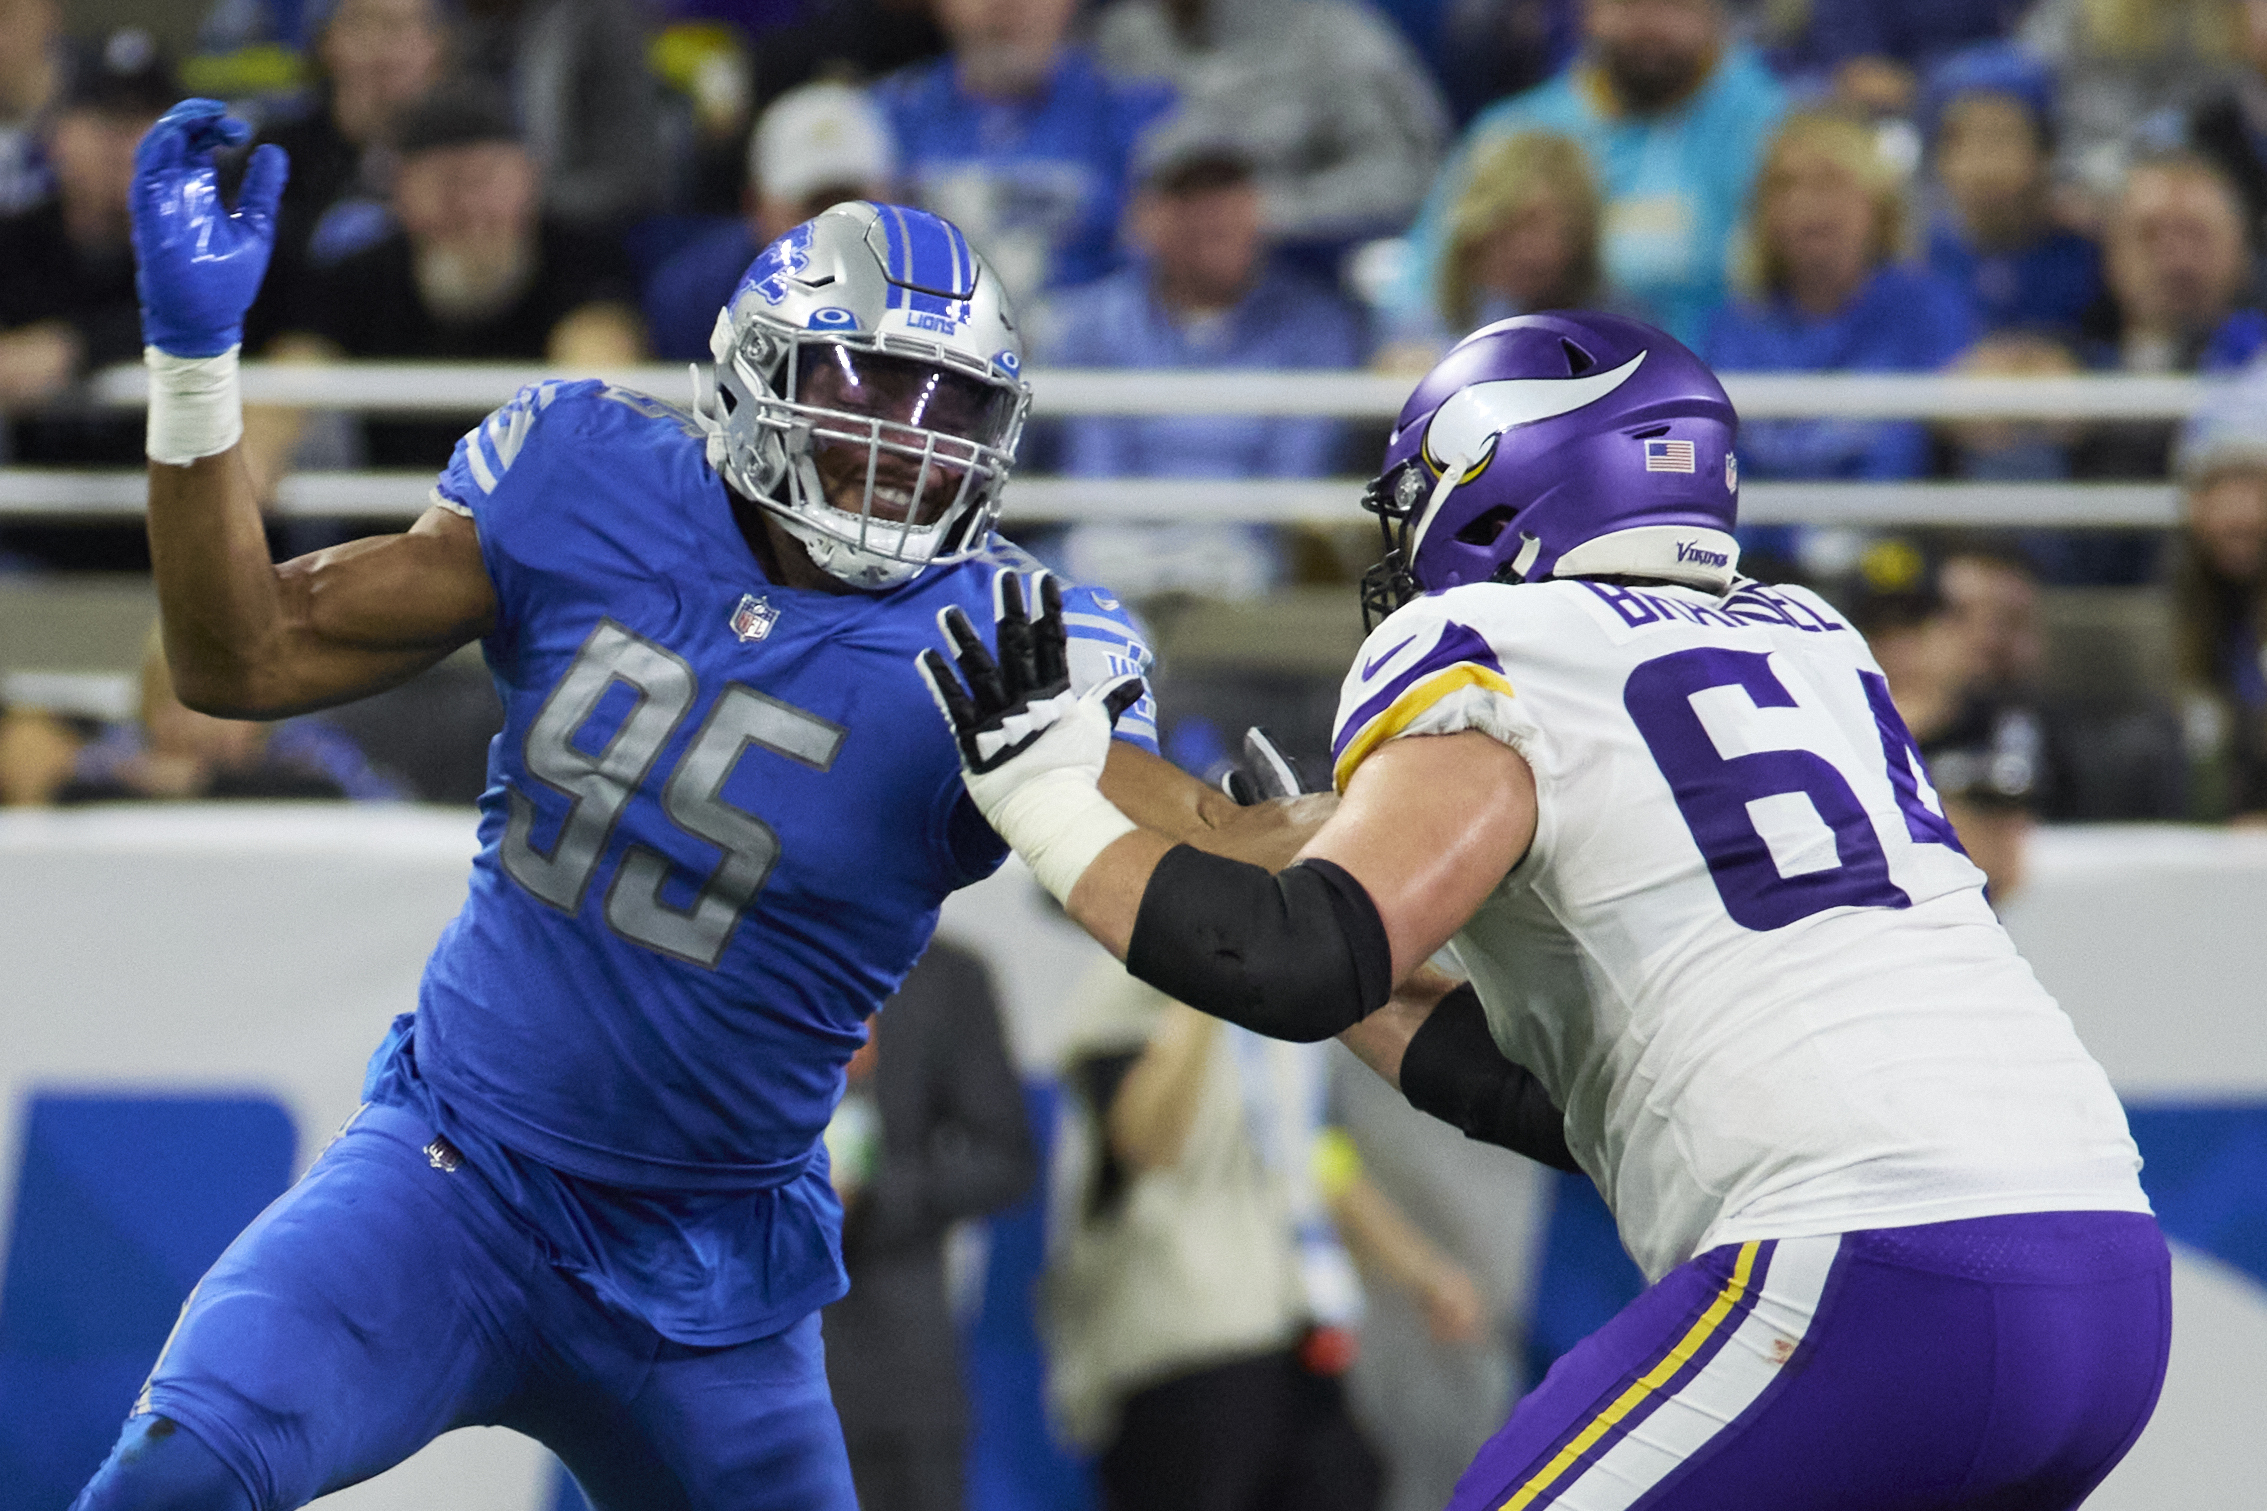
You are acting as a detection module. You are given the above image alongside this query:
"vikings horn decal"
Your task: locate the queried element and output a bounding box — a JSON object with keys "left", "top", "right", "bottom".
{"left": 1419, "top": 352, "right": 1649, "bottom": 481}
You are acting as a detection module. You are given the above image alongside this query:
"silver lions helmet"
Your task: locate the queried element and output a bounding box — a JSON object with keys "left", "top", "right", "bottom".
{"left": 693, "top": 202, "right": 1032, "bottom": 590}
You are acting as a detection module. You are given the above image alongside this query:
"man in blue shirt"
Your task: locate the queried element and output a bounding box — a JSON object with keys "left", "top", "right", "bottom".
{"left": 1044, "top": 133, "right": 1367, "bottom": 484}
{"left": 1387, "top": 0, "right": 1785, "bottom": 346}
{"left": 872, "top": 0, "right": 1174, "bottom": 306}
{"left": 645, "top": 81, "right": 899, "bottom": 363}
{"left": 1037, "top": 129, "right": 1367, "bottom": 599}
{"left": 1922, "top": 44, "right": 2102, "bottom": 341}
{"left": 78, "top": 103, "right": 1268, "bottom": 1511}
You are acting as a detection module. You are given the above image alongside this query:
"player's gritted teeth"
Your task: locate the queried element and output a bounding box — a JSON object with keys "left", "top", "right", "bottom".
{"left": 794, "top": 345, "right": 1011, "bottom": 525}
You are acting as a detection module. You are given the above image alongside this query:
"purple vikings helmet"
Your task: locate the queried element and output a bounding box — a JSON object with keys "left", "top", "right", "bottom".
{"left": 1360, "top": 312, "right": 1742, "bottom": 628}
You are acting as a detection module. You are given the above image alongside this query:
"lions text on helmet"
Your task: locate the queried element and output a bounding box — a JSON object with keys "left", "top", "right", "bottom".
{"left": 1359, "top": 311, "right": 1742, "bottom": 629}
{"left": 695, "top": 202, "right": 1032, "bottom": 591}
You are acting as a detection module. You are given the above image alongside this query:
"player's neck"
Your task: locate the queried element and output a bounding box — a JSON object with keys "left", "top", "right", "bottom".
{"left": 729, "top": 488, "right": 861, "bottom": 597}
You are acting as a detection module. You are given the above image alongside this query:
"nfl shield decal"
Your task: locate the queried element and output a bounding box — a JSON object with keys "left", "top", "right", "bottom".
{"left": 730, "top": 593, "right": 781, "bottom": 643}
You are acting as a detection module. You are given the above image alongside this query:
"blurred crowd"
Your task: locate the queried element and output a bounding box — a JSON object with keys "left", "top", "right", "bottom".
{"left": 4, "top": 5, "right": 2267, "bottom": 1510}
{"left": 3, "top": 0, "right": 2267, "bottom": 829}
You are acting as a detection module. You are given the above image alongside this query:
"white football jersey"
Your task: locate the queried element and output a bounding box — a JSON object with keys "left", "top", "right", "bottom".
{"left": 1331, "top": 577, "right": 2148, "bottom": 1282}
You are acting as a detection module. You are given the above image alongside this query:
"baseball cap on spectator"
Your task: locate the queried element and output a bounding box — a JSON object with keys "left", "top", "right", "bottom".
{"left": 1844, "top": 535, "right": 1945, "bottom": 637}
{"left": 392, "top": 81, "right": 520, "bottom": 156}
{"left": 1921, "top": 43, "right": 2057, "bottom": 150}
{"left": 2175, "top": 367, "right": 2267, "bottom": 483}
{"left": 64, "top": 29, "right": 180, "bottom": 119}
{"left": 1134, "top": 113, "right": 1256, "bottom": 197}
{"left": 749, "top": 83, "right": 895, "bottom": 204}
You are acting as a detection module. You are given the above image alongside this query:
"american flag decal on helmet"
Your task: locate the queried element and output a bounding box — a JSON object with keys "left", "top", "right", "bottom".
{"left": 1644, "top": 438, "right": 1696, "bottom": 473}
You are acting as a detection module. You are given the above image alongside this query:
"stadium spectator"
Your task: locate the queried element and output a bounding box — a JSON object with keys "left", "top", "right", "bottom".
{"left": 1428, "top": 0, "right": 1581, "bottom": 128}
{"left": 644, "top": 81, "right": 896, "bottom": 362}
{"left": 738, "top": 0, "right": 947, "bottom": 118}
{"left": 1937, "top": 333, "right": 2085, "bottom": 482}
{"left": 1703, "top": 111, "right": 1975, "bottom": 490}
{"left": 1846, "top": 537, "right": 2043, "bottom": 895}
{"left": 1923, "top": 44, "right": 2103, "bottom": 341}
{"left": 1377, "top": 128, "right": 1606, "bottom": 368}
{"left": 453, "top": 0, "right": 667, "bottom": 230}
{"left": 1386, "top": 0, "right": 1786, "bottom": 346}
{"left": 0, "top": 703, "right": 80, "bottom": 806}
{"left": 2172, "top": 0, "right": 2267, "bottom": 253}
{"left": 2168, "top": 372, "right": 2267, "bottom": 822}
{"left": 245, "top": 83, "right": 643, "bottom": 496}
{"left": 59, "top": 628, "right": 408, "bottom": 803}
{"left": 820, "top": 940, "right": 1035, "bottom": 1511}
{"left": 1035, "top": 128, "right": 1366, "bottom": 599}
{"left": 1048, "top": 962, "right": 1482, "bottom": 1511}
{"left": 872, "top": 0, "right": 1175, "bottom": 305}
{"left": 1091, "top": 0, "right": 1449, "bottom": 250}
{"left": 2073, "top": 151, "right": 2266, "bottom": 486}
{"left": 242, "top": 0, "right": 453, "bottom": 353}
{"left": 1943, "top": 537, "right": 2050, "bottom": 695}
{"left": 0, "top": 0, "right": 64, "bottom": 214}
{"left": 0, "top": 30, "right": 177, "bottom": 573}
{"left": 1787, "top": 0, "right": 2030, "bottom": 117}
{"left": 2019, "top": 0, "right": 2243, "bottom": 219}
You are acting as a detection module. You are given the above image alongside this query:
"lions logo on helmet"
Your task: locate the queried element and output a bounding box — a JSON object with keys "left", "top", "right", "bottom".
{"left": 693, "top": 202, "right": 1032, "bottom": 591}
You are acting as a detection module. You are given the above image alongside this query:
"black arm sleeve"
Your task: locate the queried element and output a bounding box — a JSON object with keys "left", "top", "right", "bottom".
{"left": 1125, "top": 846, "right": 1394, "bottom": 1043}
{"left": 1399, "top": 983, "right": 1582, "bottom": 1172}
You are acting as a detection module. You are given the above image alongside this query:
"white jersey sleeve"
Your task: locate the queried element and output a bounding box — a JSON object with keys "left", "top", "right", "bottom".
{"left": 1332, "top": 579, "right": 2147, "bottom": 1282}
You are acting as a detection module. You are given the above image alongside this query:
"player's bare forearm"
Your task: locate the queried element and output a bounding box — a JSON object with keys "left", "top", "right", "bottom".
{"left": 1073, "top": 742, "right": 1340, "bottom": 960}
{"left": 1337, "top": 965, "right": 1462, "bottom": 1090}
{"left": 1099, "top": 742, "right": 1336, "bottom": 866}
{"left": 148, "top": 456, "right": 496, "bottom": 717}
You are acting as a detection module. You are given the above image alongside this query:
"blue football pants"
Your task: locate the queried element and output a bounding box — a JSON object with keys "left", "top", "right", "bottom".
{"left": 71, "top": 1103, "right": 857, "bottom": 1511}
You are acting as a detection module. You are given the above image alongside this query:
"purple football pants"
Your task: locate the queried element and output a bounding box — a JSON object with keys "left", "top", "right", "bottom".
{"left": 1451, "top": 1210, "right": 2170, "bottom": 1511}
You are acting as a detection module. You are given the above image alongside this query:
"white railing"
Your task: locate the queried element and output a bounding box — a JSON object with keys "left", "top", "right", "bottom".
{"left": 77, "top": 362, "right": 2217, "bottom": 420}
{"left": 0, "top": 365, "right": 2211, "bottom": 527}
{"left": 0, "top": 469, "right": 2183, "bottom": 527}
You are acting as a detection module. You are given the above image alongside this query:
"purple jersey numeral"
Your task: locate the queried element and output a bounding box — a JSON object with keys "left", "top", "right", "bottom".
{"left": 1625, "top": 647, "right": 1911, "bottom": 931}
{"left": 1859, "top": 670, "right": 1968, "bottom": 853}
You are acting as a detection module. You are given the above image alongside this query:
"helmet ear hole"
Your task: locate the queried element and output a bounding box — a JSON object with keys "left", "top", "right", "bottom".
{"left": 1560, "top": 338, "right": 1595, "bottom": 376}
{"left": 1454, "top": 504, "right": 1519, "bottom": 547}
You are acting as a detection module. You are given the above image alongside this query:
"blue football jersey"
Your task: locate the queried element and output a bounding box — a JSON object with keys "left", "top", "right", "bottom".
{"left": 383, "top": 380, "right": 1152, "bottom": 1336}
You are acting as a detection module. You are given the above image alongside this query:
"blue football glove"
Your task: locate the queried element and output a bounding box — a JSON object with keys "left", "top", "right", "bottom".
{"left": 131, "top": 98, "right": 289, "bottom": 358}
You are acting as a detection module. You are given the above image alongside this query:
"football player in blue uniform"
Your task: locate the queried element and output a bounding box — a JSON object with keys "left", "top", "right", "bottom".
{"left": 77, "top": 99, "right": 1273, "bottom": 1511}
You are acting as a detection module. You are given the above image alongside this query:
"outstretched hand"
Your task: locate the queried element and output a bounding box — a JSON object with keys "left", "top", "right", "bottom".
{"left": 918, "top": 570, "right": 1143, "bottom": 779}
{"left": 917, "top": 569, "right": 1147, "bottom": 906}
{"left": 132, "top": 98, "right": 289, "bottom": 357}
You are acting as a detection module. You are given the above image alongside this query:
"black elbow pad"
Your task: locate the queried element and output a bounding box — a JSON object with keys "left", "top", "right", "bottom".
{"left": 1400, "top": 983, "right": 1581, "bottom": 1173}
{"left": 1125, "top": 846, "right": 1393, "bottom": 1042}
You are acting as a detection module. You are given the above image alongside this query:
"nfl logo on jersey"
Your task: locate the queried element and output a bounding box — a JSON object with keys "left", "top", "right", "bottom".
{"left": 730, "top": 594, "right": 781, "bottom": 643}
{"left": 1644, "top": 438, "right": 1697, "bottom": 473}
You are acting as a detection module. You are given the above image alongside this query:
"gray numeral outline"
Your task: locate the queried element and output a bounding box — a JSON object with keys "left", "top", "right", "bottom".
{"left": 606, "top": 684, "right": 845, "bottom": 967}
{"left": 502, "top": 619, "right": 696, "bottom": 914}
{"left": 500, "top": 618, "right": 846, "bottom": 969}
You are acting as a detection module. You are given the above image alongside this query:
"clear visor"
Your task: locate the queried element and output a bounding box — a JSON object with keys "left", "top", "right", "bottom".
{"left": 792, "top": 346, "right": 1019, "bottom": 454}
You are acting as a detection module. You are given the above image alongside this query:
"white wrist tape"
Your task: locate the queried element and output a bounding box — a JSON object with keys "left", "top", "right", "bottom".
{"left": 145, "top": 345, "right": 244, "bottom": 466}
{"left": 982, "top": 768, "right": 1138, "bottom": 906}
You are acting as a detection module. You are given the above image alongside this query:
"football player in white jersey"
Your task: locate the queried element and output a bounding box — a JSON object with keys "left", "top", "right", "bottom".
{"left": 922, "top": 312, "right": 2169, "bottom": 1511}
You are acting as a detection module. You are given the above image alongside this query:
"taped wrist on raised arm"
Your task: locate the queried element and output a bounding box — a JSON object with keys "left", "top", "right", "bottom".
{"left": 145, "top": 345, "right": 243, "bottom": 466}
{"left": 1125, "top": 846, "right": 1392, "bottom": 1043}
{"left": 1399, "top": 983, "right": 1581, "bottom": 1172}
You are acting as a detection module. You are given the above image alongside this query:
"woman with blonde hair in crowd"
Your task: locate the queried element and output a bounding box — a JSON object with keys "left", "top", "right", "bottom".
{"left": 1376, "top": 130, "right": 1604, "bottom": 370}
{"left": 1702, "top": 109, "right": 1974, "bottom": 575}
